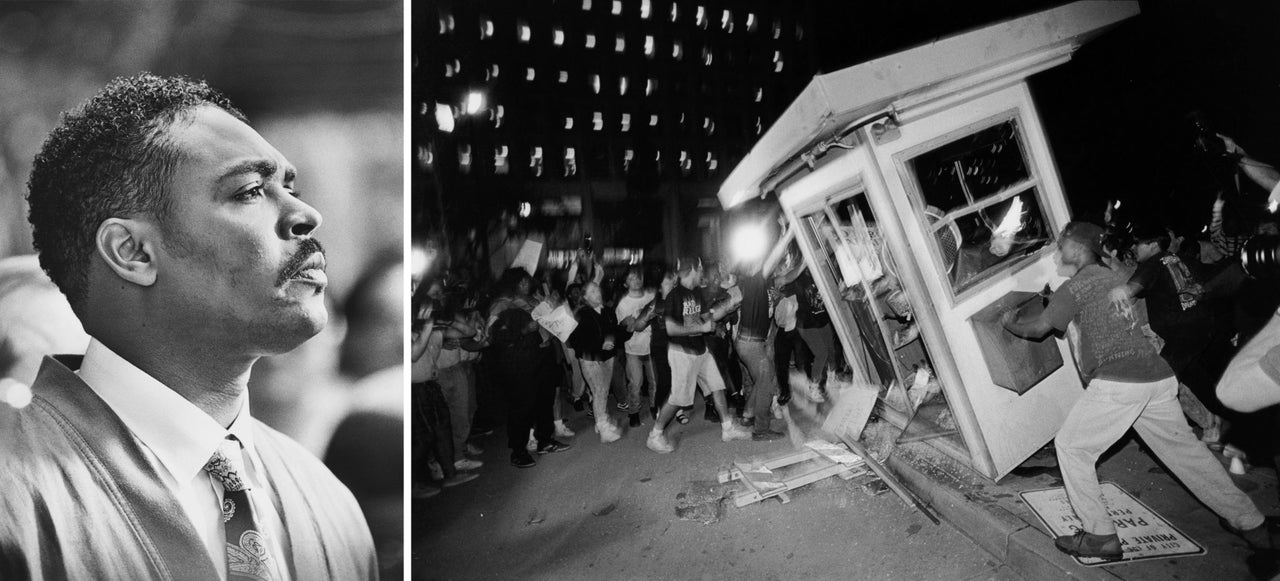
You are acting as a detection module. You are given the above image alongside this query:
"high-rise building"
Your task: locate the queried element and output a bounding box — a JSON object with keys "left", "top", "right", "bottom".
{"left": 414, "top": 0, "right": 817, "bottom": 265}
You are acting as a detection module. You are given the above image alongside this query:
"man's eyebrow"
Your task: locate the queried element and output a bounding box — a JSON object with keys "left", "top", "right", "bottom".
{"left": 219, "top": 159, "right": 296, "bottom": 182}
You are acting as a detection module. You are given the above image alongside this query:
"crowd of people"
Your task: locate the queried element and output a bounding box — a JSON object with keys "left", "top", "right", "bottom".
{"left": 1003, "top": 132, "right": 1280, "bottom": 571}
{"left": 410, "top": 243, "right": 858, "bottom": 497}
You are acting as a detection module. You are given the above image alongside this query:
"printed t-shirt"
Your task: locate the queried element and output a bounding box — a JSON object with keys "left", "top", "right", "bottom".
{"left": 1042, "top": 264, "right": 1174, "bottom": 383}
{"left": 665, "top": 285, "right": 708, "bottom": 355}
{"left": 615, "top": 291, "right": 656, "bottom": 356}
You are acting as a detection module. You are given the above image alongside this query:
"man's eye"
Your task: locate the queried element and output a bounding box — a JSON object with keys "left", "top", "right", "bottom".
{"left": 235, "top": 185, "right": 265, "bottom": 201}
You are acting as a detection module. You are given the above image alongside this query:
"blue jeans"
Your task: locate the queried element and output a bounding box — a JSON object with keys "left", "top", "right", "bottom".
{"left": 735, "top": 337, "right": 777, "bottom": 433}
{"left": 623, "top": 352, "right": 656, "bottom": 411}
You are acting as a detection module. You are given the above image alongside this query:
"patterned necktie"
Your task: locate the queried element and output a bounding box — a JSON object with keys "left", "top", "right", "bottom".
{"left": 204, "top": 437, "right": 278, "bottom": 581}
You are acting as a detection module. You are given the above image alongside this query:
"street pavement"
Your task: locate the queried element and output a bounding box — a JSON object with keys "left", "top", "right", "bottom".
{"left": 413, "top": 403, "right": 1021, "bottom": 581}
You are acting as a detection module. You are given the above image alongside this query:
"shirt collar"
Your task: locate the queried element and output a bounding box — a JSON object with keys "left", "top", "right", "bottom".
{"left": 78, "top": 338, "right": 257, "bottom": 485}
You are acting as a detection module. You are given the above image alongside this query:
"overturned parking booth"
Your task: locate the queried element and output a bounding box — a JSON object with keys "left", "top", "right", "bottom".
{"left": 719, "top": 1, "right": 1139, "bottom": 480}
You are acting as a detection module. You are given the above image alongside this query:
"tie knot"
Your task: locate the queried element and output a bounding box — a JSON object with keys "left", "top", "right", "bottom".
{"left": 204, "top": 438, "right": 250, "bottom": 492}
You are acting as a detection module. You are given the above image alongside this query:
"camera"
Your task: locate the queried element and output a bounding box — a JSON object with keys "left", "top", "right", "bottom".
{"left": 1241, "top": 235, "right": 1280, "bottom": 279}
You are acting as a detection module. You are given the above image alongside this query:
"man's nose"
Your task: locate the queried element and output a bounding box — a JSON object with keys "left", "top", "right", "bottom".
{"left": 280, "top": 195, "right": 322, "bottom": 238}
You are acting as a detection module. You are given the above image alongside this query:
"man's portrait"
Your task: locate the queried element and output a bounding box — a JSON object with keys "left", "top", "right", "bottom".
{"left": 0, "top": 3, "right": 404, "bottom": 580}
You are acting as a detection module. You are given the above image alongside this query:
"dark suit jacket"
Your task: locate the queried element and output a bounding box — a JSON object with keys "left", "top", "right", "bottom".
{"left": 0, "top": 355, "right": 377, "bottom": 581}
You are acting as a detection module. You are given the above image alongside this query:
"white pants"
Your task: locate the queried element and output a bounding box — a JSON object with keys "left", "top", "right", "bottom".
{"left": 1056, "top": 376, "right": 1263, "bottom": 535}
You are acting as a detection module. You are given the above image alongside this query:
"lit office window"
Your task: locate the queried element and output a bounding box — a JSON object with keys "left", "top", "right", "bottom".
{"left": 696, "top": 6, "right": 706, "bottom": 28}
{"left": 417, "top": 144, "right": 433, "bottom": 169}
{"left": 670, "top": 3, "right": 678, "bottom": 22}
{"left": 518, "top": 21, "right": 531, "bottom": 42}
{"left": 612, "top": 0, "right": 622, "bottom": 15}
{"left": 645, "top": 79, "right": 656, "bottom": 96}
{"left": 586, "top": 33, "right": 597, "bottom": 48}
{"left": 755, "top": 87, "right": 763, "bottom": 102}
{"left": 708, "top": 153, "right": 718, "bottom": 171}
{"left": 593, "top": 112, "right": 604, "bottom": 131}
{"left": 641, "top": 0, "right": 651, "bottom": 19}
{"left": 491, "top": 64, "right": 500, "bottom": 78}
{"left": 756, "top": 117, "right": 763, "bottom": 135}
{"left": 615, "top": 34, "right": 625, "bottom": 53}
{"left": 565, "top": 116, "right": 574, "bottom": 130}
{"left": 644, "top": 35, "right": 654, "bottom": 57}
{"left": 444, "top": 63, "right": 455, "bottom": 78}
{"left": 495, "top": 105, "right": 505, "bottom": 128}
{"left": 746, "top": 13, "right": 757, "bottom": 32}
{"left": 481, "top": 18, "right": 494, "bottom": 38}
{"left": 672, "top": 41, "right": 682, "bottom": 60}
{"left": 773, "top": 19, "right": 782, "bottom": 39}
{"left": 446, "top": 14, "right": 455, "bottom": 31}
{"left": 526, "top": 67, "right": 536, "bottom": 81}
{"left": 531, "top": 146, "right": 544, "bottom": 176}
{"left": 495, "top": 145, "right": 509, "bottom": 175}
{"left": 452, "top": 59, "right": 461, "bottom": 74}
{"left": 434, "top": 103, "right": 454, "bottom": 133}
{"left": 459, "top": 144, "right": 472, "bottom": 173}
{"left": 772, "top": 50, "right": 781, "bottom": 63}
{"left": 590, "top": 74, "right": 601, "bottom": 94}
{"left": 703, "top": 47, "right": 713, "bottom": 66}
{"left": 565, "top": 147, "right": 577, "bottom": 176}
{"left": 621, "top": 114, "right": 631, "bottom": 132}
{"left": 619, "top": 76, "right": 628, "bottom": 95}
{"left": 721, "top": 10, "right": 732, "bottom": 31}
{"left": 775, "top": 59, "right": 784, "bottom": 73}
{"left": 582, "top": 0, "right": 592, "bottom": 10}
{"left": 439, "top": 14, "right": 448, "bottom": 34}
{"left": 554, "top": 28, "right": 565, "bottom": 45}
{"left": 650, "top": 114, "right": 659, "bottom": 126}
{"left": 559, "top": 70, "right": 569, "bottom": 83}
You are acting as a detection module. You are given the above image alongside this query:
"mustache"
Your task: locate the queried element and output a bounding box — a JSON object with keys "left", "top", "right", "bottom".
{"left": 277, "top": 238, "right": 326, "bottom": 286}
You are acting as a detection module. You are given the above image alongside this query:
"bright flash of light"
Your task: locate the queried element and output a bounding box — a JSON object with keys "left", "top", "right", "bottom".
{"left": 1114, "top": 200, "right": 1122, "bottom": 210}
{"left": 434, "top": 103, "right": 455, "bottom": 133}
{"left": 1, "top": 379, "right": 32, "bottom": 410}
{"left": 519, "top": 202, "right": 532, "bottom": 218}
{"left": 731, "top": 223, "right": 769, "bottom": 264}
{"left": 992, "top": 196, "right": 1025, "bottom": 238}
{"left": 1269, "top": 200, "right": 1278, "bottom": 214}
{"left": 465, "top": 91, "right": 485, "bottom": 115}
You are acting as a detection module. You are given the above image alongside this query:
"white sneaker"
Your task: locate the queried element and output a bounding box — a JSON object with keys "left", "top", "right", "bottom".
{"left": 453, "top": 458, "right": 483, "bottom": 471}
{"left": 555, "top": 420, "right": 576, "bottom": 438}
{"left": 647, "top": 431, "right": 675, "bottom": 453}
{"left": 596, "top": 421, "right": 622, "bottom": 443}
{"left": 721, "top": 422, "right": 752, "bottom": 442}
{"left": 808, "top": 382, "right": 826, "bottom": 403}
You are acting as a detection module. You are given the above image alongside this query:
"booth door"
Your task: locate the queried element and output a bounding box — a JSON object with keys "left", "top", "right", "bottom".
{"left": 783, "top": 163, "right": 967, "bottom": 461}
{"left": 866, "top": 83, "right": 1086, "bottom": 479}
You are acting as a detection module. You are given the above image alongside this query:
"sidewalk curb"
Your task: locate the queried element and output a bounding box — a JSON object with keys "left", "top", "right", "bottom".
{"left": 883, "top": 453, "right": 1123, "bottom": 581}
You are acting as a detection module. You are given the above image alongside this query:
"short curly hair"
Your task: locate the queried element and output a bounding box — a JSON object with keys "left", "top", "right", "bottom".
{"left": 26, "top": 72, "right": 246, "bottom": 306}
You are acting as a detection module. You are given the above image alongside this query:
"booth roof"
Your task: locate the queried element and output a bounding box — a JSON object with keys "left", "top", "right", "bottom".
{"left": 717, "top": 0, "right": 1139, "bottom": 210}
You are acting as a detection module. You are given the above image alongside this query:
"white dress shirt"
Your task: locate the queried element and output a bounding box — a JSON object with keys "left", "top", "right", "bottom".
{"left": 77, "top": 339, "right": 292, "bottom": 580}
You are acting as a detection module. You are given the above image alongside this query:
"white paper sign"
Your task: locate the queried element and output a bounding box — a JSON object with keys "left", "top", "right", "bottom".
{"left": 511, "top": 239, "right": 543, "bottom": 276}
{"left": 531, "top": 302, "right": 578, "bottom": 343}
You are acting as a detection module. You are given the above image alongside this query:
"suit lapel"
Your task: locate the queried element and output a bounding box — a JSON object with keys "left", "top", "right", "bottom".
{"left": 253, "top": 425, "right": 328, "bottom": 580}
{"left": 32, "top": 356, "right": 221, "bottom": 581}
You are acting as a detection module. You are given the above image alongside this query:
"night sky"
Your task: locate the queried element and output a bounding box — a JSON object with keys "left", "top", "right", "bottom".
{"left": 810, "top": 0, "right": 1280, "bottom": 235}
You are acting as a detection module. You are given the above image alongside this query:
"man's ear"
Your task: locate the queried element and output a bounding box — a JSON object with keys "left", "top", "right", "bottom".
{"left": 95, "top": 218, "right": 157, "bottom": 287}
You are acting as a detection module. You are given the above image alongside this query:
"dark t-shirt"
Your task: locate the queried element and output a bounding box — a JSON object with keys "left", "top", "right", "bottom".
{"left": 1042, "top": 264, "right": 1174, "bottom": 383}
{"left": 1130, "top": 251, "right": 1208, "bottom": 338}
{"left": 737, "top": 272, "right": 773, "bottom": 338}
{"left": 665, "top": 285, "right": 708, "bottom": 355}
{"left": 793, "top": 272, "right": 830, "bottom": 329}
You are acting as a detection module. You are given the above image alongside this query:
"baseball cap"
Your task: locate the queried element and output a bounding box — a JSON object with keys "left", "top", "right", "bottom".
{"left": 1059, "top": 221, "right": 1106, "bottom": 255}
{"left": 676, "top": 256, "right": 703, "bottom": 274}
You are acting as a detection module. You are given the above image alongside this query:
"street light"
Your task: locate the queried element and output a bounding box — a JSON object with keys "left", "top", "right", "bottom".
{"left": 465, "top": 90, "right": 485, "bottom": 115}
{"left": 730, "top": 222, "right": 769, "bottom": 265}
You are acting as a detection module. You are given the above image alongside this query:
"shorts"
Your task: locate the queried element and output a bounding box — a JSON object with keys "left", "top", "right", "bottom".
{"left": 666, "top": 348, "right": 725, "bottom": 407}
